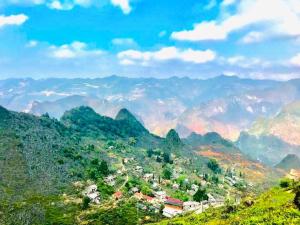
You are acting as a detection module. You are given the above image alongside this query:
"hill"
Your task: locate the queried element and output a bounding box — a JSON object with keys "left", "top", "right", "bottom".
{"left": 0, "top": 105, "right": 284, "bottom": 225}
{"left": 152, "top": 182, "right": 300, "bottom": 225}
{"left": 276, "top": 154, "right": 300, "bottom": 171}
{"left": 184, "top": 132, "right": 278, "bottom": 183}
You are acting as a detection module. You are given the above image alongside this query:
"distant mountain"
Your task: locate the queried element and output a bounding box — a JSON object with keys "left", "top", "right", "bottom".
{"left": 0, "top": 76, "right": 299, "bottom": 140}
{"left": 163, "top": 129, "right": 184, "bottom": 153}
{"left": 185, "top": 132, "right": 238, "bottom": 153}
{"left": 236, "top": 132, "right": 300, "bottom": 166}
{"left": 275, "top": 154, "right": 300, "bottom": 171}
{"left": 61, "top": 106, "right": 152, "bottom": 141}
{"left": 249, "top": 101, "right": 300, "bottom": 146}
{"left": 29, "top": 95, "right": 121, "bottom": 119}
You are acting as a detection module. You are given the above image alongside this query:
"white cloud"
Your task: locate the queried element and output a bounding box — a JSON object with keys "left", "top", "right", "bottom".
{"left": 172, "top": 0, "right": 300, "bottom": 42}
{"left": 120, "top": 59, "right": 135, "bottom": 65}
{"left": 226, "top": 55, "right": 270, "bottom": 68}
{"left": 240, "top": 31, "right": 265, "bottom": 44}
{"left": 26, "top": 40, "right": 38, "bottom": 47}
{"left": 204, "top": 0, "right": 217, "bottom": 10}
{"left": 49, "top": 41, "right": 103, "bottom": 59}
{"left": 290, "top": 54, "right": 300, "bottom": 67}
{"left": 118, "top": 47, "right": 216, "bottom": 65}
{"left": 0, "top": 14, "right": 28, "bottom": 28}
{"left": 2, "top": 0, "right": 132, "bottom": 14}
{"left": 112, "top": 38, "right": 136, "bottom": 46}
{"left": 221, "top": 0, "right": 237, "bottom": 7}
{"left": 110, "top": 0, "right": 131, "bottom": 14}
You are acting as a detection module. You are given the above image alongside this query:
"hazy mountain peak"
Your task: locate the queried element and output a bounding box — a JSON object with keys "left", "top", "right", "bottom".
{"left": 115, "top": 108, "right": 136, "bottom": 121}
{"left": 166, "top": 129, "right": 182, "bottom": 145}
{"left": 276, "top": 154, "right": 300, "bottom": 171}
{"left": 0, "top": 105, "right": 10, "bottom": 120}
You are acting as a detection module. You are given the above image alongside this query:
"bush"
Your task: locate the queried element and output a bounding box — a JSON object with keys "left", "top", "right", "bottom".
{"left": 82, "top": 196, "right": 91, "bottom": 210}
{"left": 279, "top": 178, "right": 293, "bottom": 188}
{"left": 193, "top": 188, "right": 208, "bottom": 202}
{"left": 207, "top": 159, "right": 221, "bottom": 174}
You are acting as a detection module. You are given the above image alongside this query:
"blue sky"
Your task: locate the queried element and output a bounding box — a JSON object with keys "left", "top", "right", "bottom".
{"left": 0, "top": 0, "right": 300, "bottom": 80}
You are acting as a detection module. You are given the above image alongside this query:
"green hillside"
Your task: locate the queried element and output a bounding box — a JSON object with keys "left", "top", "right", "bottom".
{"left": 152, "top": 181, "right": 300, "bottom": 225}
{"left": 0, "top": 105, "right": 287, "bottom": 225}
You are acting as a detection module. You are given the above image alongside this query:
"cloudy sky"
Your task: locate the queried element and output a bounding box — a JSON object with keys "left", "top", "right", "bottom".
{"left": 0, "top": 0, "right": 300, "bottom": 80}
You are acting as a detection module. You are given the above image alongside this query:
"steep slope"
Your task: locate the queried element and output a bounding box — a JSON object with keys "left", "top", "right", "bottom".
{"left": 276, "top": 154, "right": 300, "bottom": 171}
{"left": 61, "top": 106, "right": 151, "bottom": 139}
{"left": 185, "top": 132, "right": 277, "bottom": 182}
{"left": 153, "top": 183, "right": 300, "bottom": 225}
{"left": 250, "top": 101, "right": 300, "bottom": 146}
{"left": 0, "top": 106, "right": 81, "bottom": 201}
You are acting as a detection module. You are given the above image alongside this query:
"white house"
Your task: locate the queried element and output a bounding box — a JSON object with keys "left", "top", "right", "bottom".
{"left": 82, "top": 184, "right": 100, "bottom": 204}
{"left": 154, "top": 191, "right": 166, "bottom": 201}
{"left": 143, "top": 173, "right": 154, "bottom": 182}
{"left": 183, "top": 201, "right": 201, "bottom": 212}
{"left": 163, "top": 206, "right": 183, "bottom": 218}
{"left": 104, "top": 175, "right": 116, "bottom": 186}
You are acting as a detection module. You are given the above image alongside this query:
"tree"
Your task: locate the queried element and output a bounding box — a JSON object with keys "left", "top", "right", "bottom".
{"left": 162, "top": 168, "right": 172, "bottom": 180}
{"left": 99, "top": 160, "right": 109, "bottom": 176}
{"left": 293, "top": 184, "right": 300, "bottom": 209}
{"left": 163, "top": 152, "right": 173, "bottom": 164}
{"left": 193, "top": 188, "right": 208, "bottom": 202}
{"left": 82, "top": 196, "right": 91, "bottom": 210}
{"left": 128, "top": 137, "right": 137, "bottom": 146}
{"left": 207, "top": 159, "right": 221, "bottom": 174}
{"left": 147, "top": 149, "right": 154, "bottom": 158}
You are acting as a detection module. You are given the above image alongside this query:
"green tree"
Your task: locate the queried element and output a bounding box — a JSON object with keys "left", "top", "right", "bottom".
{"left": 162, "top": 168, "right": 172, "bottom": 180}
{"left": 99, "top": 160, "right": 110, "bottom": 176}
{"left": 207, "top": 159, "right": 221, "bottom": 174}
{"left": 82, "top": 196, "right": 91, "bottom": 210}
{"left": 193, "top": 188, "right": 208, "bottom": 202}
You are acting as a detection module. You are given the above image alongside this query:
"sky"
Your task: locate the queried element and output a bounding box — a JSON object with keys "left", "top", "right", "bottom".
{"left": 0, "top": 0, "right": 300, "bottom": 80}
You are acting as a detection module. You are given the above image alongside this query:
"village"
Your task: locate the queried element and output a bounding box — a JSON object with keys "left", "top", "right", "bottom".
{"left": 81, "top": 151, "right": 247, "bottom": 219}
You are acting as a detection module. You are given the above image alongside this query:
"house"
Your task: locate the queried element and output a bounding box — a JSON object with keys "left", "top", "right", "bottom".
{"left": 143, "top": 173, "right": 154, "bottom": 182}
{"left": 187, "top": 189, "right": 196, "bottom": 196}
{"left": 191, "top": 184, "right": 199, "bottom": 191}
{"left": 207, "top": 193, "right": 216, "bottom": 203}
{"left": 154, "top": 191, "right": 166, "bottom": 202}
{"left": 183, "top": 201, "right": 201, "bottom": 212}
{"left": 143, "top": 195, "right": 155, "bottom": 204}
{"left": 152, "top": 182, "right": 159, "bottom": 190}
{"left": 172, "top": 183, "right": 179, "bottom": 190}
{"left": 114, "top": 191, "right": 123, "bottom": 200}
{"left": 134, "top": 192, "right": 144, "bottom": 200}
{"left": 135, "top": 166, "right": 143, "bottom": 173}
{"left": 104, "top": 175, "right": 116, "bottom": 186}
{"left": 82, "top": 184, "right": 100, "bottom": 204}
{"left": 165, "top": 196, "right": 183, "bottom": 210}
{"left": 131, "top": 187, "right": 139, "bottom": 193}
{"left": 163, "top": 205, "right": 183, "bottom": 218}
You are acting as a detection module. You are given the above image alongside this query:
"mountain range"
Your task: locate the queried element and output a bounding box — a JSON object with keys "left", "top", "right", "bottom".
{"left": 0, "top": 75, "right": 299, "bottom": 169}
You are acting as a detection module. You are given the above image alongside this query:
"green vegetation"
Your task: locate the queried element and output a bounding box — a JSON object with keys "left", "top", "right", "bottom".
{"left": 193, "top": 188, "right": 208, "bottom": 202}
{"left": 153, "top": 181, "right": 300, "bottom": 225}
{"left": 0, "top": 105, "right": 293, "bottom": 225}
{"left": 207, "top": 159, "right": 221, "bottom": 174}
